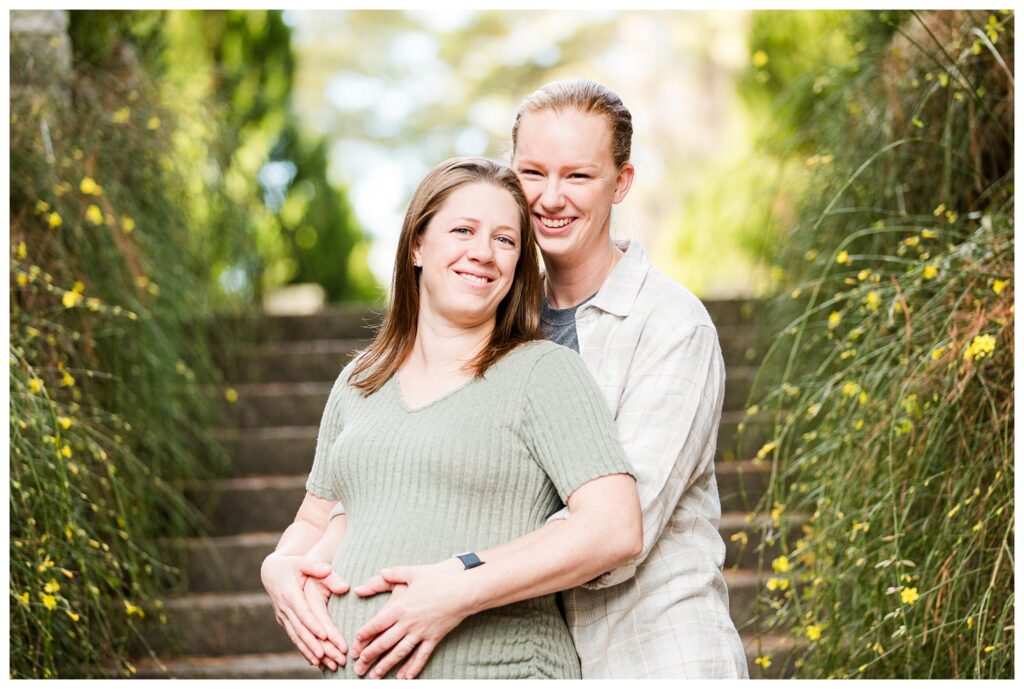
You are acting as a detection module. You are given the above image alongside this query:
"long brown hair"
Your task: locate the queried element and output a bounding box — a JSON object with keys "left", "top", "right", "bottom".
{"left": 512, "top": 78, "right": 634, "bottom": 168}
{"left": 350, "top": 157, "right": 542, "bottom": 395}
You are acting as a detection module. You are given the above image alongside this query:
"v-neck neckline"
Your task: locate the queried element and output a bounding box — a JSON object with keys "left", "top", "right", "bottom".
{"left": 391, "top": 371, "right": 477, "bottom": 413}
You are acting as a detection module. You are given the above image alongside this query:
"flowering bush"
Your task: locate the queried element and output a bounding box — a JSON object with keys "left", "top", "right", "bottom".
{"left": 738, "top": 10, "right": 1013, "bottom": 678}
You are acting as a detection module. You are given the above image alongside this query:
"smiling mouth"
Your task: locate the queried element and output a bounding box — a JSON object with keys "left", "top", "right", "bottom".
{"left": 454, "top": 270, "right": 494, "bottom": 285}
{"left": 535, "top": 215, "right": 576, "bottom": 234}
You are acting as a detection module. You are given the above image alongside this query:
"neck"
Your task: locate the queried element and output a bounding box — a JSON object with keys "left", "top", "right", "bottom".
{"left": 544, "top": 238, "right": 623, "bottom": 308}
{"left": 406, "top": 309, "right": 494, "bottom": 376}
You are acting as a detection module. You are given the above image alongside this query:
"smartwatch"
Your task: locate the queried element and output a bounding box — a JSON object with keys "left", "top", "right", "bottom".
{"left": 455, "top": 552, "right": 485, "bottom": 570}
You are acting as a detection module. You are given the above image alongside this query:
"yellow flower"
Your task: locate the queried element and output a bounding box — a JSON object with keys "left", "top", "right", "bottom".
{"left": 752, "top": 50, "right": 769, "bottom": 67}
{"left": 836, "top": 250, "right": 849, "bottom": 264}
{"left": 41, "top": 594, "right": 58, "bottom": 611}
{"left": 730, "top": 531, "right": 748, "bottom": 546}
{"left": 44, "top": 579, "right": 60, "bottom": 593}
{"left": 772, "top": 555, "right": 791, "bottom": 573}
{"left": 804, "top": 249, "right": 818, "bottom": 261}
{"left": 938, "top": 72, "right": 949, "bottom": 88}
{"left": 48, "top": 212, "right": 63, "bottom": 229}
{"left": 865, "top": 291, "right": 881, "bottom": 312}
{"left": 921, "top": 229, "right": 937, "bottom": 239}
{"left": 18, "top": 592, "right": 30, "bottom": 605}
{"left": 112, "top": 107, "right": 131, "bottom": 123}
{"left": 38, "top": 557, "right": 55, "bottom": 572}
{"left": 806, "top": 625, "right": 823, "bottom": 641}
{"left": 966, "top": 618, "right": 974, "bottom": 629}
{"left": 35, "top": 200, "right": 50, "bottom": 214}
{"left": 900, "top": 587, "right": 920, "bottom": 605}
{"left": 828, "top": 311, "right": 842, "bottom": 329}
{"left": 755, "top": 441, "right": 778, "bottom": 461}
{"left": 857, "top": 268, "right": 870, "bottom": 281}
{"left": 992, "top": 279, "right": 1007, "bottom": 295}
{"left": 85, "top": 205, "right": 104, "bottom": 225}
{"left": 746, "top": 404, "right": 760, "bottom": 416}
{"left": 61, "top": 371, "right": 76, "bottom": 387}
{"left": 933, "top": 203, "right": 946, "bottom": 216}
{"left": 124, "top": 600, "right": 145, "bottom": 618}
{"left": 62, "top": 290, "right": 82, "bottom": 308}
{"left": 841, "top": 381, "right": 860, "bottom": 397}
{"left": 147, "top": 116, "right": 161, "bottom": 130}
{"left": 946, "top": 503, "right": 961, "bottom": 518}
{"left": 17, "top": 274, "right": 28, "bottom": 286}
{"left": 79, "top": 177, "right": 102, "bottom": 196}
{"left": 61, "top": 444, "right": 72, "bottom": 458}
{"left": 972, "top": 521, "right": 983, "bottom": 532}
{"left": 122, "top": 216, "right": 136, "bottom": 233}
{"left": 755, "top": 655, "right": 772, "bottom": 669}
{"left": 963, "top": 334, "right": 996, "bottom": 361}
{"left": 923, "top": 265, "right": 938, "bottom": 279}
{"left": 766, "top": 577, "right": 789, "bottom": 591}
{"left": 930, "top": 345, "right": 945, "bottom": 360}
{"left": 87, "top": 297, "right": 101, "bottom": 311}
{"left": 65, "top": 610, "right": 80, "bottom": 622}
{"left": 29, "top": 377, "right": 44, "bottom": 393}
{"left": 984, "top": 645, "right": 995, "bottom": 653}
{"left": 17, "top": 241, "right": 27, "bottom": 259}
{"left": 904, "top": 236, "right": 920, "bottom": 247}
{"left": 224, "top": 387, "right": 239, "bottom": 403}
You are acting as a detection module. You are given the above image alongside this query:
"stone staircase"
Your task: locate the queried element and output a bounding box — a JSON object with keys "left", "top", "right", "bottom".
{"left": 137, "top": 300, "right": 795, "bottom": 678}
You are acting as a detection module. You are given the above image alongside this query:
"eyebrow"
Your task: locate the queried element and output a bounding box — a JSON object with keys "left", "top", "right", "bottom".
{"left": 515, "top": 158, "right": 600, "bottom": 170}
{"left": 452, "top": 217, "right": 519, "bottom": 233}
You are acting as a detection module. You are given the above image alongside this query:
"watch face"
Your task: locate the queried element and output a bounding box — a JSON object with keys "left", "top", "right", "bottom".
{"left": 458, "top": 553, "right": 484, "bottom": 569}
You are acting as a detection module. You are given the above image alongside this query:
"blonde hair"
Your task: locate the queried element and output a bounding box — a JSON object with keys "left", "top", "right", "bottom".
{"left": 350, "top": 157, "right": 542, "bottom": 395}
{"left": 512, "top": 78, "right": 633, "bottom": 167}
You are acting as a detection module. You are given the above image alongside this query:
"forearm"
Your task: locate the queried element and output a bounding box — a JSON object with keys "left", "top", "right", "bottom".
{"left": 463, "top": 481, "right": 640, "bottom": 614}
{"left": 305, "top": 514, "right": 347, "bottom": 564}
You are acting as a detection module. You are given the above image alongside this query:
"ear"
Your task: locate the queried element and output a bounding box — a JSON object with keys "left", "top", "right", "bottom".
{"left": 612, "top": 162, "right": 635, "bottom": 205}
{"left": 412, "top": 238, "right": 422, "bottom": 268}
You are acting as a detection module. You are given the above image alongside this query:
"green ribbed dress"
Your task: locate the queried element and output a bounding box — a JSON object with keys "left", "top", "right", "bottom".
{"left": 304, "top": 340, "right": 634, "bottom": 679}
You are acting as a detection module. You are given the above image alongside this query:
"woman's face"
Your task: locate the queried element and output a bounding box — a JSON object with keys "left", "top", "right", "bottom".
{"left": 413, "top": 182, "right": 522, "bottom": 329}
{"left": 512, "top": 108, "right": 634, "bottom": 264}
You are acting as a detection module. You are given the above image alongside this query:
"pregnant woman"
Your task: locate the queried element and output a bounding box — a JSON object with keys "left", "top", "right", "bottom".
{"left": 260, "top": 156, "right": 641, "bottom": 679}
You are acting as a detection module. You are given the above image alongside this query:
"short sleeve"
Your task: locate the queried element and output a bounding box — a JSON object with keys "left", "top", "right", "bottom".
{"left": 304, "top": 362, "right": 356, "bottom": 501}
{"left": 520, "top": 346, "right": 635, "bottom": 502}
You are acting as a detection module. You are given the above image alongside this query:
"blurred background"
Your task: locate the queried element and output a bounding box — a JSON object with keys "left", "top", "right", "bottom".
{"left": 9, "top": 9, "right": 1013, "bottom": 680}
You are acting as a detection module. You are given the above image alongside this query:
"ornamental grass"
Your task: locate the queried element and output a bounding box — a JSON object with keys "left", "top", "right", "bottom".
{"left": 737, "top": 10, "right": 1013, "bottom": 678}
{"left": 9, "top": 31, "right": 250, "bottom": 679}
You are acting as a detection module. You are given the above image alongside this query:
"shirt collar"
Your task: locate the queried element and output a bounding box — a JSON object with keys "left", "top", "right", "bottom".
{"left": 585, "top": 239, "right": 649, "bottom": 317}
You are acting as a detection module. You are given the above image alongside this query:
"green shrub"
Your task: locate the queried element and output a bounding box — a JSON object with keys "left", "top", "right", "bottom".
{"left": 739, "top": 10, "right": 1013, "bottom": 678}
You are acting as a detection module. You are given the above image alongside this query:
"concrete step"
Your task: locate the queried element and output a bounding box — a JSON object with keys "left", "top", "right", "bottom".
{"left": 221, "top": 339, "right": 369, "bottom": 384}
{"left": 221, "top": 305, "right": 384, "bottom": 343}
{"left": 134, "top": 633, "right": 802, "bottom": 678}
{"left": 150, "top": 569, "right": 765, "bottom": 659}
{"left": 220, "top": 300, "right": 760, "bottom": 346}
{"left": 189, "top": 460, "right": 772, "bottom": 538}
{"left": 177, "top": 508, "right": 794, "bottom": 593}
{"left": 219, "top": 329, "right": 763, "bottom": 385}
{"left": 221, "top": 369, "right": 761, "bottom": 429}
{"left": 217, "top": 408, "right": 765, "bottom": 480}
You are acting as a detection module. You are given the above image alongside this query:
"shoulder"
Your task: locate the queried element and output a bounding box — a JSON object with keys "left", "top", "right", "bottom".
{"left": 496, "top": 340, "right": 593, "bottom": 389}
{"left": 639, "top": 266, "right": 716, "bottom": 333}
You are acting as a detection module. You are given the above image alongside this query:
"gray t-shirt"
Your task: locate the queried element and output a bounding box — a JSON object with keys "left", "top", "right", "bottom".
{"left": 541, "top": 292, "right": 598, "bottom": 353}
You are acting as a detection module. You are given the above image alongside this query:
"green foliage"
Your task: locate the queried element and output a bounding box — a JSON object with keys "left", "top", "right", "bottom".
{"left": 10, "top": 24, "right": 233, "bottom": 677}
{"left": 9, "top": 9, "right": 374, "bottom": 677}
{"left": 738, "top": 10, "right": 1013, "bottom": 678}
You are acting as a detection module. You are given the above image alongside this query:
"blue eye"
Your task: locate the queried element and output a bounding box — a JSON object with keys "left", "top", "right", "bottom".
{"left": 519, "top": 169, "right": 541, "bottom": 176}
{"left": 496, "top": 236, "right": 516, "bottom": 247}
{"left": 452, "top": 227, "right": 471, "bottom": 234}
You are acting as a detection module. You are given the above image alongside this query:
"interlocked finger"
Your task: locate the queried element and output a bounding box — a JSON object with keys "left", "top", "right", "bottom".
{"left": 279, "top": 614, "right": 318, "bottom": 665}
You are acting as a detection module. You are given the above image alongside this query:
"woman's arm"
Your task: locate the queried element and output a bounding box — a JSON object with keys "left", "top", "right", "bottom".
{"left": 260, "top": 493, "right": 349, "bottom": 668}
{"left": 348, "top": 472, "right": 641, "bottom": 679}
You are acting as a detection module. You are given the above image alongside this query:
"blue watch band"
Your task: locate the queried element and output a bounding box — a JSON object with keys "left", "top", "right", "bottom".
{"left": 456, "top": 552, "right": 484, "bottom": 569}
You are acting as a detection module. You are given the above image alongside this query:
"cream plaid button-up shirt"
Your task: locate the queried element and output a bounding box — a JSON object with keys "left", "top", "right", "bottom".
{"left": 550, "top": 240, "right": 747, "bottom": 679}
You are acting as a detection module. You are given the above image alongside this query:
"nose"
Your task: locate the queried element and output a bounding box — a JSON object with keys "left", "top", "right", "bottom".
{"left": 539, "top": 176, "right": 564, "bottom": 211}
{"left": 466, "top": 231, "right": 495, "bottom": 263}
